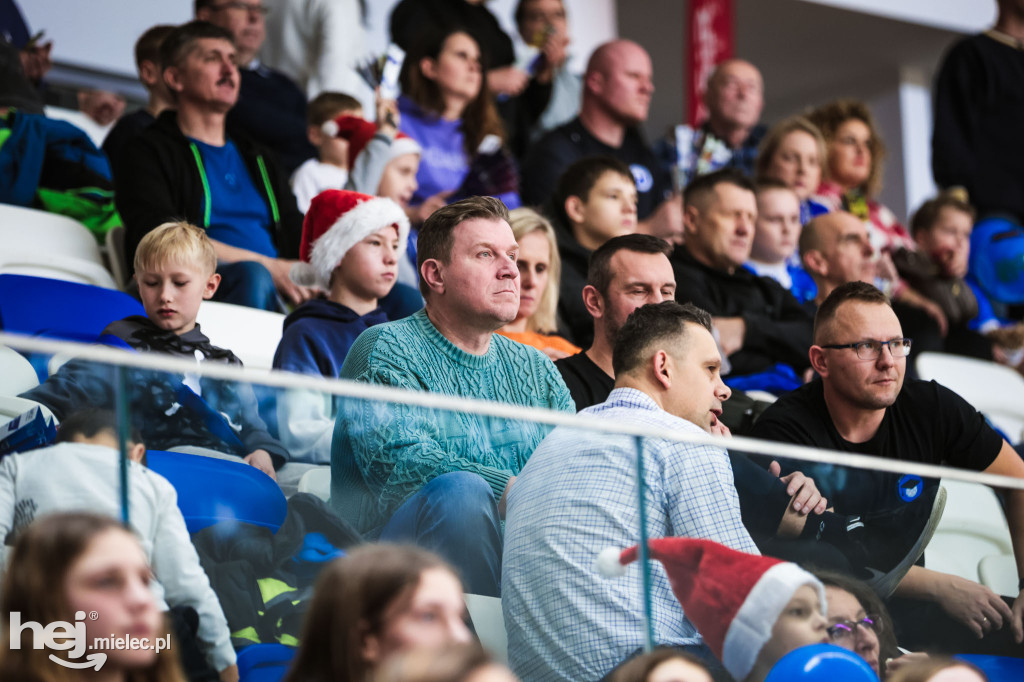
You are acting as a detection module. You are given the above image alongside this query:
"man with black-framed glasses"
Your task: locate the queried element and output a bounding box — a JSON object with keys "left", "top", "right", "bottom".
{"left": 752, "top": 280, "right": 1024, "bottom": 659}
{"left": 196, "top": 0, "right": 316, "bottom": 176}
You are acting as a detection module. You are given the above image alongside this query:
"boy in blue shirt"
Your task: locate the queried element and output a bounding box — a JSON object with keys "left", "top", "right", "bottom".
{"left": 745, "top": 179, "right": 817, "bottom": 303}
{"left": 273, "top": 189, "right": 409, "bottom": 462}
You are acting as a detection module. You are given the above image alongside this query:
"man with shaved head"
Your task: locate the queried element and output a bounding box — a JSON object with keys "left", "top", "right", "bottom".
{"left": 520, "top": 39, "right": 677, "bottom": 235}
{"left": 665, "top": 58, "right": 766, "bottom": 186}
{"left": 800, "top": 211, "right": 944, "bottom": 356}
{"left": 800, "top": 211, "right": 878, "bottom": 305}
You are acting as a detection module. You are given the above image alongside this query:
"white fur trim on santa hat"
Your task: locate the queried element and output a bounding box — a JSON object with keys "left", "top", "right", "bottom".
{"left": 390, "top": 135, "right": 422, "bottom": 159}
{"left": 309, "top": 196, "right": 410, "bottom": 288}
{"left": 721, "top": 562, "right": 826, "bottom": 681}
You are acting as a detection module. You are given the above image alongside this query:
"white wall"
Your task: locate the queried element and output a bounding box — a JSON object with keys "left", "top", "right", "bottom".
{"left": 797, "top": 0, "right": 996, "bottom": 33}
{"left": 898, "top": 67, "right": 938, "bottom": 219}
{"left": 21, "top": 1, "right": 192, "bottom": 77}
{"left": 866, "top": 81, "right": 907, "bottom": 219}
{"left": 22, "top": 0, "right": 615, "bottom": 82}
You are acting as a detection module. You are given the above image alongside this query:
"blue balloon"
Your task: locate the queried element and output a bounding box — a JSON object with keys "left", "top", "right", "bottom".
{"left": 969, "top": 216, "right": 1024, "bottom": 305}
{"left": 765, "top": 644, "right": 880, "bottom": 682}
{"left": 955, "top": 653, "right": 1024, "bottom": 679}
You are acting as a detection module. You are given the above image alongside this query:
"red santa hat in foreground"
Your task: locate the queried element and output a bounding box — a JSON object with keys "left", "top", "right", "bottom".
{"left": 323, "top": 114, "right": 422, "bottom": 168}
{"left": 291, "top": 189, "right": 409, "bottom": 290}
{"left": 597, "top": 538, "right": 826, "bottom": 682}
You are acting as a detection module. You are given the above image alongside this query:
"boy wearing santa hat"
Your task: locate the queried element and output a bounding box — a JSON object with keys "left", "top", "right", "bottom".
{"left": 330, "top": 110, "right": 423, "bottom": 288}
{"left": 599, "top": 537, "right": 832, "bottom": 682}
{"left": 272, "top": 189, "right": 409, "bottom": 464}
{"left": 290, "top": 92, "right": 365, "bottom": 214}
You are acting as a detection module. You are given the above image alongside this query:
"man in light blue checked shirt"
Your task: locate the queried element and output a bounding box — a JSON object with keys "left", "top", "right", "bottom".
{"left": 503, "top": 300, "right": 753, "bottom": 682}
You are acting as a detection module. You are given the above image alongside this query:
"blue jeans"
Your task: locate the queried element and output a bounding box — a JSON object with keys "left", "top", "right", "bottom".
{"left": 380, "top": 472, "right": 503, "bottom": 597}
{"left": 214, "top": 261, "right": 279, "bottom": 311}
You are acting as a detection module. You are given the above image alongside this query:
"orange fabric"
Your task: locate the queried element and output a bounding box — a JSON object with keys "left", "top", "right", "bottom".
{"left": 497, "top": 330, "right": 581, "bottom": 356}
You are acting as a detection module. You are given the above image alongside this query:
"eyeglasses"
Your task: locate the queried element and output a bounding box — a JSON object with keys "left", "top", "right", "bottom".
{"left": 827, "top": 616, "right": 877, "bottom": 644}
{"left": 209, "top": 2, "right": 269, "bottom": 16}
{"left": 820, "top": 338, "right": 912, "bottom": 360}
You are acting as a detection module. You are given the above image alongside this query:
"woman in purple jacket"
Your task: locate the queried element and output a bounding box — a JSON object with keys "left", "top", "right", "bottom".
{"left": 398, "top": 26, "right": 520, "bottom": 224}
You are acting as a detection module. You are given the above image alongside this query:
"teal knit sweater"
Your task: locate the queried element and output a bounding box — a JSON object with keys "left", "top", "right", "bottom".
{"left": 331, "top": 309, "right": 574, "bottom": 534}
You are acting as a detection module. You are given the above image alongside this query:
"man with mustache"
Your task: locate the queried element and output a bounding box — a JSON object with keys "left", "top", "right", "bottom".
{"left": 672, "top": 168, "right": 813, "bottom": 390}
{"left": 751, "top": 281, "right": 1024, "bottom": 657}
{"left": 115, "top": 20, "right": 311, "bottom": 312}
{"left": 331, "top": 196, "right": 574, "bottom": 599}
{"left": 196, "top": 0, "right": 316, "bottom": 176}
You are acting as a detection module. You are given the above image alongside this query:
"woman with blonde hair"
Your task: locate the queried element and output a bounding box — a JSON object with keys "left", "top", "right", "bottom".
{"left": 756, "top": 115, "right": 830, "bottom": 224}
{"left": 498, "top": 207, "right": 580, "bottom": 360}
{"left": 0, "top": 512, "right": 186, "bottom": 682}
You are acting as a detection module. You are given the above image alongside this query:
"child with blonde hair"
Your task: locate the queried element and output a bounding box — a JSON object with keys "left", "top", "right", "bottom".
{"left": 22, "top": 221, "right": 289, "bottom": 479}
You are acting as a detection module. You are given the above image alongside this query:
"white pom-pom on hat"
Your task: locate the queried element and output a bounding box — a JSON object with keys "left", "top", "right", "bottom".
{"left": 596, "top": 547, "right": 628, "bottom": 578}
{"left": 608, "top": 538, "right": 827, "bottom": 682}
{"left": 321, "top": 119, "right": 339, "bottom": 138}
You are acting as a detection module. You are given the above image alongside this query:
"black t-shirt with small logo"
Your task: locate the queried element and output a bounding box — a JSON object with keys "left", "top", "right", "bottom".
{"left": 749, "top": 378, "right": 1002, "bottom": 514}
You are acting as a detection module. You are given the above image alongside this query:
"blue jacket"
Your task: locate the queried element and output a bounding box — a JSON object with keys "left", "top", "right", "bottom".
{"left": 273, "top": 299, "right": 388, "bottom": 378}
{"left": 0, "top": 109, "right": 113, "bottom": 207}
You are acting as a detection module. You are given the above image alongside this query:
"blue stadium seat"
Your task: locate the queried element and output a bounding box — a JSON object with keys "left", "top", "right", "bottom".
{"left": 236, "top": 643, "right": 296, "bottom": 682}
{"left": 147, "top": 450, "right": 287, "bottom": 534}
{"left": 0, "top": 274, "right": 143, "bottom": 342}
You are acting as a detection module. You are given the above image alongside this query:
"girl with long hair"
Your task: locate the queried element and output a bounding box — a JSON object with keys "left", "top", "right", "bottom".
{"left": 398, "top": 26, "right": 520, "bottom": 224}
{"left": 0, "top": 512, "right": 186, "bottom": 682}
{"left": 498, "top": 207, "right": 579, "bottom": 360}
{"left": 283, "top": 544, "right": 473, "bottom": 682}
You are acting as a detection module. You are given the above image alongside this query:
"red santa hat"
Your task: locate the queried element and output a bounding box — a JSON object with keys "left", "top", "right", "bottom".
{"left": 291, "top": 189, "right": 410, "bottom": 289}
{"left": 322, "top": 114, "right": 422, "bottom": 168}
{"left": 597, "top": 538, "right": 826, "bottom": 682}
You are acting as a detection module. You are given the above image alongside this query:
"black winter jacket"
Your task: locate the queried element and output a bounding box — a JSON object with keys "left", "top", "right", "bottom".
{"left": 114, "top": 110, "right": 303, "bottom": 273}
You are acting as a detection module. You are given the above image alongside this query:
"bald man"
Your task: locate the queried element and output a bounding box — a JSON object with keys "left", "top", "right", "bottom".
{"left": 664, "top": 58, "right": 767, "bottom": 187}
{"left": 800, "top": 211, "right": 878, "bottom": 305}
{"left": 801, "top": 211, "right": 985, "bottom": 360}
{"left": 520, "top": 39, "right": 675, "bottom": 230}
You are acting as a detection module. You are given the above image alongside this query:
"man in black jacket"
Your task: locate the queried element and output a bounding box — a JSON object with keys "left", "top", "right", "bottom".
{"left": 115, "top": 21, "right": 311, "bottom": 311}
{"left": 673, "top": 168, "right": 813, "bottom": 388}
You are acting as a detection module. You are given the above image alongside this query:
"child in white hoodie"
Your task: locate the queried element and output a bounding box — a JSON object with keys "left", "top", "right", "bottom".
{"left": 0, "top": 407, "right": 237, "bottom": 680}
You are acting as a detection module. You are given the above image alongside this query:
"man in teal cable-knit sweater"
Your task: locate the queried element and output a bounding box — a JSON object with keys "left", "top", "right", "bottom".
{"left": 331, "top": 196, "right": 574, "bottom": 596}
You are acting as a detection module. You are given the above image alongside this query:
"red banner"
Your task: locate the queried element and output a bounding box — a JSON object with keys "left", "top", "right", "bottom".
{"left": 686, "top": 0, "right": 734, "bottom": 126}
